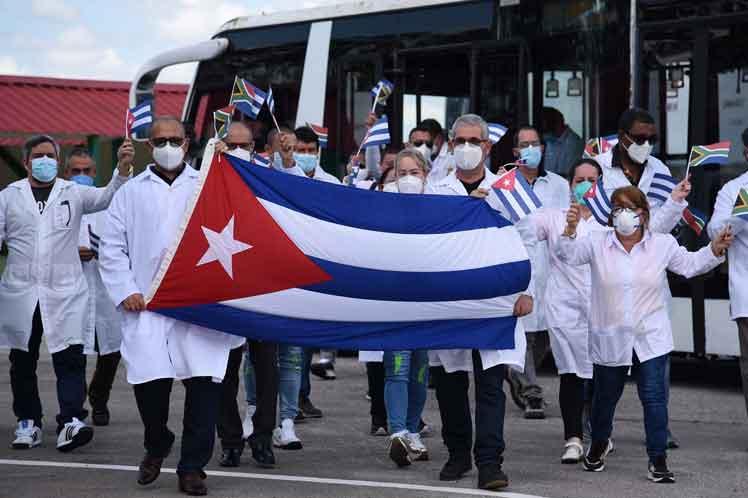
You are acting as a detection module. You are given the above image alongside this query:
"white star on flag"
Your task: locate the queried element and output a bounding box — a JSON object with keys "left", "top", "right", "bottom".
{"left": 197, "top": 216, "right": 252, "bottom": 279}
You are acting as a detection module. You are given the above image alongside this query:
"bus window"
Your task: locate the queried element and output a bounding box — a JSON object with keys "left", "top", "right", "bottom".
{"left": 402, "top": 95, "right": 469, "bottom": 144}
{"left": 541, "top": 70, "right": 585, "bottom": 140}
{"left": 665, "top": 65, "right": 690, "bottom": 157}
{"left": 718, "top": 68, "right": 748, "bottom": 177}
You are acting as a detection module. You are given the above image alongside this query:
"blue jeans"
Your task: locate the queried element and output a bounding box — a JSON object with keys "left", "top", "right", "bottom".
{"left": 300, "top": 348, "right": 313, "bottom": 400}
{"left": 384, "top": 350, "right": 429, "bottom": 434}
{"left": 278, "top": 345, "right": 303, "bottom": 421}
{"left": 591, "top": 353, "right": 669, "bottom": 461}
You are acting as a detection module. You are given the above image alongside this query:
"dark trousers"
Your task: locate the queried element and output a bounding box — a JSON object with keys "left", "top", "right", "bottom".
{"left": 591, "top": 353, "right": 669, "bottom": 461}
{"left": 10, "top": 304, "right": 88, "bottom": 430}
{"left": 88, "top": 336, "right": 121, "bottom": 408}
{"left": 559, "top": 373, "right": 585, "bottom": 440}
{"left": 300, "top": 348, "right": 313, "bottom": 400}
{"left": 366, "top": 362, "right": 386, "bottom": 426}
{"left": 133, "top": 376, "right": 221, "bottom": 473}
{"left": 218, "top": 346, "right": 245, "bottom": 450}
{"left": 433, "top": 351, "right": 506, "bottom": 467}
{"left": 248, "top": 340, "right": 278, "bottom": 437}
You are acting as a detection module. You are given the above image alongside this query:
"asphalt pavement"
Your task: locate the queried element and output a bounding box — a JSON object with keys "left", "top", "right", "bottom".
{"left": 0, "top": 354, "right": 746, "bottom": 498}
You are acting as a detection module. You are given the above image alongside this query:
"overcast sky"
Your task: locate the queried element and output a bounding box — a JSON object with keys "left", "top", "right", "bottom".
{"left": 0, "top": 0, "right": 353, "bottom": 84}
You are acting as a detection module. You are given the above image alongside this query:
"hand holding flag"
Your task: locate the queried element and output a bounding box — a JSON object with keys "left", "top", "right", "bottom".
{"left": 564, "top": 202, "right": 582, "bottom": 236}
{"left": 711, "top": 225, "right": 734, "bottom": 257}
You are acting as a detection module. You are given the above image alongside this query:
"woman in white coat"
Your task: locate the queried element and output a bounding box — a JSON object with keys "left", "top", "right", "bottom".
{"left": 0, "top": 135, "right": 130, "bottom": 452}
{"left": 557, "top": 185, "right": 733, "bottom": 483}
{"left": 99, "top": 117, "right": 244, "bottom": 495}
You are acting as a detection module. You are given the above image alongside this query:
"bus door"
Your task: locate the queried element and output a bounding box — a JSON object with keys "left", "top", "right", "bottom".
{"left": 394, "top": 40, "right": 527, "bottom": 161}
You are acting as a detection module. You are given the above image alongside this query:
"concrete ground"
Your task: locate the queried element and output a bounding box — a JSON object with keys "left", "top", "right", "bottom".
{"left": 0, "top": 354, "right": 746, "bottom": 498}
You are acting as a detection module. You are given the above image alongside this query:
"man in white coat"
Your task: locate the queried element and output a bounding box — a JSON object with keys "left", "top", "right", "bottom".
{"left": 0, "top": 134, "right": 130, "bottom": 452}
{"left": 707, "top": 128, "right": 748, "bottom": 425}
{"left": 426, "top": 113, "right": 531, "bottom": 491}
{"left": 506, "top": 125, "right": 571, "bottom": 420}
{"left": 99, "top": 117, "right": 244, "bottom": 496}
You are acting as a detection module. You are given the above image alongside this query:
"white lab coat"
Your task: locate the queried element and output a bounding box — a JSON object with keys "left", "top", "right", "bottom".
{"left": 520, "top": 170, "right": 570, "bottom": 332}
{"left": 707, "top": 171, "right": 748, "bottom": 319}
{"left": 99, "top": 165, "right": 244, "bottom": 384}
{"left": 556, "top": 230, "right": 723, "bottom": 366}
{"left": 426, "top": 143, "right": 455, "bottom": 184}
{"left": 79, "top": 211, "right": 122, "bottom": 355}
{"left": 0, "top": 174, "right": 127, "bottom": 354}
{"left": 425, "top": 168, "right": 527, "bottom": 372}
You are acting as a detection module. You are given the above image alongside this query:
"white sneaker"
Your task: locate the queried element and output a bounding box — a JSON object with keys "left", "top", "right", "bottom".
{"left": 405, "top": 432, "right": 429, "bottom": 461}
{"left": 242, "top": 405, "right": 256, "bottom": 440}
{"left": 561, "top": 437, "right": 584, "bottom": 464}
{"left": 272, "top": 418, "right": 302, "bottom": 450}
{"left": 56, "top": 417, "right": 93, "bottom": 452}
{"left": 12, "top": 420, "right": 42, "bottom": 449}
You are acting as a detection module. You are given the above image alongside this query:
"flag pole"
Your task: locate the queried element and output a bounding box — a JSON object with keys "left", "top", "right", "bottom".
{"left": 269, "top": 110, "right": 281, "bottom": 133}
{"left": 370, "top": 85, "right": 382, "bottom": 114}
{"left": 124, "top": 111, "right": 129, "bottom": 140}
{"left": 685, "top": 146, "right": 694, "bottom": 180}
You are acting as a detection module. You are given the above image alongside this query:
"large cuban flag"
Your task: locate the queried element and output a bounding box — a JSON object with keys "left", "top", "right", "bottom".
{"left": 145, "top": 143, "right": 531, "bottom": 351}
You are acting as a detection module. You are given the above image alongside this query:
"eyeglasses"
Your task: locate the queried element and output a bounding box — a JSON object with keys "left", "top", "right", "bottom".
{"left": 611, "top": 206, "right": 638, "bottom": 216}
{"left": 226, "top": 141, "right": 254, "bottom": 152}
{"left": 150, "top": 137, "right": 185, "bottom": 148}
{"left": 517, "top": 141, "right": 541, "bottom": 148}
{"left": 412, "top": 140, "right": 433, "bottom": 148}
{"left": 625, "top": 133, "right": 658, "bottom": 146}
{"left": 453, "top": 137, "right": 484, "bottom": 146}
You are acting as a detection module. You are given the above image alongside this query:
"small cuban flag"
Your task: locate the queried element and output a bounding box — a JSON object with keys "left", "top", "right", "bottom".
{"left": 733, "top": 187, "right": 748, "bottom": 221}
{"left": 251, "top": 153, "right": 271, "bottom": 168}
{"left": 491, "top": 169, "right": 543, "bottom": 222}
{"left": 647, "top": 172, "right": 678, "bottom": 204}
{"left": 583, "top": 134, "right": 618, "bottom": 158}
{"left": 361, "top": 116, "right": 390, "bottom": 148}
{"left": 582, "top": 177, "right": 612, "bottom": 225}
{"left": 371, "top": 79, "right": 395, "bottom": 106}
{"left": 681, "top": 207, "right": 708, "bottom": 237}
{"left": 230, "top": 76, "right": 268, "bottom": 120}
{"left": 488, "top": 123, "right": 508, "bottom": 144}
{"left": 688, "top": 141, "right": 731, "bottom": 168}
{"left": 307, "top": 122, "right": 328, "bottom": 149}
{"left": 266, "top": 85, "right": 275, "bottom": 113}
{"left": 213, "top": 105, "right": 234, "bottom": 139}
{"left": 126, "top": 100, "right": 153, "bottom": 140}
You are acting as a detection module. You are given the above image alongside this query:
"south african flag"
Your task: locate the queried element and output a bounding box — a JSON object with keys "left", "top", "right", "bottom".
{"left": 687, "top": 141, "right": 731, "bottom": 168}
{"left": 213, "top": 105, "right": 234, "bottom": 139}
{"left": 733, "top": 187, "right": 748, "bottom": 220}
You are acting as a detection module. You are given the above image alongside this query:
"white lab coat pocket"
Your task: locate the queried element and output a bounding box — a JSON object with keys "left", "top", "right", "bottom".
{"left": 51, "top": 263, "right": 79, "bottom": 290}
{"left": 2, "top": 263, "right": 31, "bottom": 288}
{"left": 53, "top": 201, "right": 75, "bottom": 230}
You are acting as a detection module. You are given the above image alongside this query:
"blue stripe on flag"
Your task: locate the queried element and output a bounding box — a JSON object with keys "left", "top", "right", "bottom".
{"left": 495, "top": 193, "right": 520, "bottom": 222}
{"left": 302, "top": 257, "right": 531, "bottom": 302}
{"left": 227, "top": 154, "right": 512, "bottom": 234}
{"left": 509, "top": 189, "right": 532, "bottom": 216}
{"left": 156, "top": 304, "right": 518, "bottom": 351}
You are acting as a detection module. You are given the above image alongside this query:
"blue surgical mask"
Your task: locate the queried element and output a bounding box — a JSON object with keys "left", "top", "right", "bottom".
{"left": 30, "top": 156, "right": 58, "bottom": 183}
{"left": 294, "top": 153, "right": 318, "bottom": 174}
{"left": 573, "top": 180, "right": 593, "bottom": 204}
{"left": 272, "top": 151, "right": 284, "bottom": 170}
{"left": 71, "top": 174, "right": 94, "bottom": 187}
{"left": 519, "top": 146, "right": 542, "bottom": 169}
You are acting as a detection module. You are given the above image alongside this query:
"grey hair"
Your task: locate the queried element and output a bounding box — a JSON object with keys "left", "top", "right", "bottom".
{"left": 23, "top": 134, "right": 60, "bottom": 162}
{"left": 450, "top": 114, "right": 489, "bottom": 141}
{"left": 395, "top": 148, "right": 429, "bottom": 175}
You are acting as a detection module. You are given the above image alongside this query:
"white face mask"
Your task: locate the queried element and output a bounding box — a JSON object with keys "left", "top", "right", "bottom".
{"left": 396, "top": 175, "right": 424, "bottom": 194}
{"left": 624, "top": 136, "right": 652, "bottom": 164}
{"left": 227, "top": 148, "right": 252, "bottom": 163}
{"left": 152, "top": 144, "right": 185, "bottom": 171}
{"left": 382, "top": 182, "right": 398, "bottom": 193}
{"left": 612, "top": 208, "right": 641, "bottom": 236}
{"left": 413, "top": 144, "right": 432, "bottom": 164}
{"left": 453, "top": 143, "right": 484, "bottom": 171}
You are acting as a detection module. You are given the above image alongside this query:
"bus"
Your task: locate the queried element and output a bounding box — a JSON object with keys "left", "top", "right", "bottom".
{"left": 130, "top": 0, "right": 748, "bottom": 359}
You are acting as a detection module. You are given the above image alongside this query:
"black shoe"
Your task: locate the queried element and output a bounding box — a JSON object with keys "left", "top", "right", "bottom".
{"left": 524, "top": 397, "right": 545, "bottom": 419}
{"left": 583, "top": 439, "right": 612, "bottom": 472}
{"left": 248, "top": 434, "right": 276, "bottom": 469}
{"left": 138, "top": 453, "right": 166, "bottom": 485}
{"left": 91, "top": 405, "right": 110, "bottom": 426}
{"left": 648, "top": 455, "right": 675, "bottom": 483}
{"left": 310, "top": 362, "right": 336, "bottom": 380}
{"left": 178, "top": 470, "right": 207, "bottom": 496}
{"left": 370, "top": 423, "right": 388, "bottom": 436}
{"left": 505, "top": 370, "right": 526, "bottom": 410}
{"left": 439, "top": 454, "right": 472, "bottom": 481}
{"left": 477, "top": 464, "right": 509, "bottom": 490}
{"left": 219, "top": 448, "right": 242, "bottom": 467}
{"left": 299, "top": 397, "right": 323, "bottom": 418}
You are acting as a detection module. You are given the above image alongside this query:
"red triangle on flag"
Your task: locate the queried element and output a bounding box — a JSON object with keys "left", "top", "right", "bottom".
{"left": 584, "top": 182, "right": 598, "bottom": 199}
{"left": 492, "top": 169, "right": 517, "bottom": 191}
{"left": 147, "top": 154, "right": 331, "bottom": 310}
